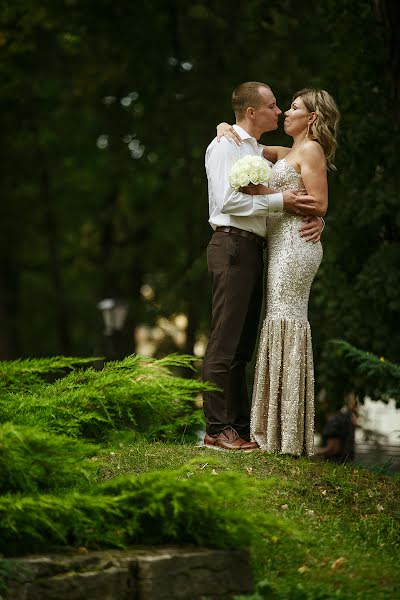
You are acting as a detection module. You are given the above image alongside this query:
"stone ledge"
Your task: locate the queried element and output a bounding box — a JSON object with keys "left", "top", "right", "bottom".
{"left": 3, "top": 546, "right": 253, "bottom": 600}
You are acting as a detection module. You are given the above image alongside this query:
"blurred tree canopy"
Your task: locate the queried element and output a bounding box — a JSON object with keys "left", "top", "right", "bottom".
{"left": 0, "top": 0, "right": 399, "bottom": 407}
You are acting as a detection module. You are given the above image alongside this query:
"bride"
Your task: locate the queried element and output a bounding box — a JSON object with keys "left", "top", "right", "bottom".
{"left": 218, "top": 88, "right": 340, "bottom": 455}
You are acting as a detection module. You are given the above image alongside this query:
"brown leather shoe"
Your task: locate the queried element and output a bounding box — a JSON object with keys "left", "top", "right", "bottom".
{"left": 243, "top": 440, "right": 260, "bottom": 450}
{"left": 204, "top": 427, "right": 259, "bottom": 452}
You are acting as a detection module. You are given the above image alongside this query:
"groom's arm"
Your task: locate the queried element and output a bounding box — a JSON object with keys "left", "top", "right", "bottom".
{"left": 240, "top": 182, "right": 325, "bottom": 217}
{"left": 206, "top": 139, "right": 283, "bottom": 217}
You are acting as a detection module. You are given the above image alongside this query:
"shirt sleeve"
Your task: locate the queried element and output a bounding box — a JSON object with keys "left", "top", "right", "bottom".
{"left": 206, "top": 139, "right": 283, "bottom": 217}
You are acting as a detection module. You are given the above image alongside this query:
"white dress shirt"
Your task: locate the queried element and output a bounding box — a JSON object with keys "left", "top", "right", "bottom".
{"left": 205, "top": 124, "right": 283, "bottom": 238}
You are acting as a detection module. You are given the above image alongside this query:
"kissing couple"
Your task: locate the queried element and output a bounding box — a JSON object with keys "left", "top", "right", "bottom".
{"left": 202, "top": 81, "right": 340, "bottom": 456}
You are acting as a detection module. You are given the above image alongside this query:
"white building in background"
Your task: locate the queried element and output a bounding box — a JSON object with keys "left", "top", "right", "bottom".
{"left": 353, "top": 397, "right": 400, "bottom": 472}
{"left": 357, "top": 397, "right": 400, "bottom": 444}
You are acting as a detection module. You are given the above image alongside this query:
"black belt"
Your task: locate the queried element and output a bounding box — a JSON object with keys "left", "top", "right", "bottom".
{"left": 215, "top": 226, "right": 266, "bottom": 248}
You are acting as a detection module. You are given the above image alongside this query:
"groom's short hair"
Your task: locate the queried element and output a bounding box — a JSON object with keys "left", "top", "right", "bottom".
{"left": 232, "top": 82, "right": 271, "bottom": 118}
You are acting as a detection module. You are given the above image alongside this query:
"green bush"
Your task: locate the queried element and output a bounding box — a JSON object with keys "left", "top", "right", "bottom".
{"left": 0, "top": 423, "right": 99, "bottom": 494}
{"left": 320, "top": 340, "right": 400, "bottom": 410}
{"left": 0, "top": 356, "right": 100, "bottom": 392}
{"left": 0, "top": 459, "right": 256, "bottom": 556}
{"left": 0, "top": 354, "right": 213, "bottom": 441}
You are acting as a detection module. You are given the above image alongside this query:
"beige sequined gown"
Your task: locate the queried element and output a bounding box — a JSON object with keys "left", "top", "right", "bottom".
{"left": 250, "top": 158, "right": 323, "bottom": 456}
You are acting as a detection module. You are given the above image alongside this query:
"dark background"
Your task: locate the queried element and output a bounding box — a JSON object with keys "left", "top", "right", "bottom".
{"left": 1, "top": 0, "right": 399, "bottom": 407}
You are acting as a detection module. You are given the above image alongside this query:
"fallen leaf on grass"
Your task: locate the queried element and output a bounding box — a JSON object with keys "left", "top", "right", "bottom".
{"left": 318, "top": 559, "right": 328, "bottom": 567}
{"left": 298, "top": 565, "right": 309, "bottom": 574}
{"left": 331, "top": 557, "right": 346, "bottom": 571}
{"left": 211, "top": 469, "right": 218, "bottom": 476}
{"left": 377, "top": 504, "right": 384, "bottom": 511}
{"left": 280, "top": 504, "right": 289, "bottom": 510}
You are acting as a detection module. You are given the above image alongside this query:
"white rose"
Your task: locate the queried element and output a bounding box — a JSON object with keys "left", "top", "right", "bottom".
{"left": 238, "top": 172, "right": 250, "bottom": 187}
{"left": 248, "top": 169, "right": 259, "bottom": 183}
{"left": 229, "top": 155, "right": 271, "bottom": 190}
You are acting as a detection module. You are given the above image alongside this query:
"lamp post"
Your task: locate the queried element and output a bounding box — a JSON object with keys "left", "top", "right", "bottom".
{"left": 97, "top": 298, "right": 129, "bottom": 359}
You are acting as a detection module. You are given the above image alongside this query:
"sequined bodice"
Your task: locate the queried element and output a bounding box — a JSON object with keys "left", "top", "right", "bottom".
{"left": 264, "top": 156, "right": 323, "bottom": 321}
{"left": 266, "top": 158, "right": 305, "bottom": 236}
{"left": 269, "top": 158, "right": 304, "bottom": 192}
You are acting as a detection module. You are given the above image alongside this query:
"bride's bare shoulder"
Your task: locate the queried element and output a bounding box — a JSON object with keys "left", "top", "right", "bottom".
{"left": 300, "top": 140, "right": 325, "bottom": 159}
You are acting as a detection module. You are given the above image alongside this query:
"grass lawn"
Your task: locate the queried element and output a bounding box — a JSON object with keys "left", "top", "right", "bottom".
{"left": 98, "top": 436, "right": 400, "bottom": 600}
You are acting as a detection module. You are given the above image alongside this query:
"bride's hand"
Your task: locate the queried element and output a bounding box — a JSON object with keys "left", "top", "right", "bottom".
{"left": 217, "top": 122, "right": 242, "bottom": 145}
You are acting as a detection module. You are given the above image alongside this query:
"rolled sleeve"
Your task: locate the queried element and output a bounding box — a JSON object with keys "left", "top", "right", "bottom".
{"left": 207, "top": 140, "right": 283, "bottom": 218}
{"left": 266, "top": 192, "right": 283, "bottom": 213}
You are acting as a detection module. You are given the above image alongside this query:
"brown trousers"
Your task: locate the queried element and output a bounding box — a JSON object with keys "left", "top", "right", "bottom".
{"left": 202, "top": 230, "right": 264, "bottom": 439}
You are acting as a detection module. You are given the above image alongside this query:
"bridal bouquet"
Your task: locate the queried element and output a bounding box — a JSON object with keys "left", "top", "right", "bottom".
{"left": 229, "top": 155, "right": 271, "bottom": 191}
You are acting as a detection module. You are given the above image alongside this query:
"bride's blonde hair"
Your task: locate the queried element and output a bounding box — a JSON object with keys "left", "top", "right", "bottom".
{"left": 293, "top": 88, "right": 340, "bottom": 171}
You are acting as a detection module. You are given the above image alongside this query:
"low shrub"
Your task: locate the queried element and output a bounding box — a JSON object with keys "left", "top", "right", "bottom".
{"left": 0, "top": 356, "right": 99, "bottom": 392}
{"left": 0, "top": 459, "right": 258, "bottom": 556}
{"left": 0, "top": 354, "right": 213, "bottom": 441}
{"left": 0, "top": 423, "right": 99, "bottom": 494}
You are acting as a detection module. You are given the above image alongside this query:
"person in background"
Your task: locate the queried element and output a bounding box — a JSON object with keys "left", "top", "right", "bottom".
{"left": 316, "top": 394, "right": 358, "bottom": 463}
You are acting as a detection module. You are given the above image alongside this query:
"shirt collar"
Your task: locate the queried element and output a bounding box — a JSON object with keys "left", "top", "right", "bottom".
{"left": 233, "top": 124, "right": 257, "bottom": 142}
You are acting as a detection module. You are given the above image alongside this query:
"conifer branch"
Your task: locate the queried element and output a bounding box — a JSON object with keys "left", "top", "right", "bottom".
{"left": 329, "top": 340, "right": 400, "bottom": 405}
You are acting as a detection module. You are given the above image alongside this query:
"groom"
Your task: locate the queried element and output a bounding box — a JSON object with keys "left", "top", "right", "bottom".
{"left": 202, "top": 81, "right": 324, "bottom": 451}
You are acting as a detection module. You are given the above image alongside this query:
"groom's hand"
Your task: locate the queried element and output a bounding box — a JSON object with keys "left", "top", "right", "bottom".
{"left": 283, "top": 191, "right": 318, "bottom": 215}
{"left": 299, "top": 216, "right": 324, "bottom": 243}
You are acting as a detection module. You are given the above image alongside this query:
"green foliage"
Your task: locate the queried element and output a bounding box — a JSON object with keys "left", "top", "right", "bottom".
{"left": 322, "top": 340, "right": 400, "bottom": 409}
{"left": 0, "top": 356, "right": 101, "bottom": 391}
{"left": 0, "top": 354, "right": 212, "bottom": 441}
{"left": 0, "top": 423, "right": 99, "bottom": 494}
{"left": 0, "top": 459, "right": 255, "bottom": 556}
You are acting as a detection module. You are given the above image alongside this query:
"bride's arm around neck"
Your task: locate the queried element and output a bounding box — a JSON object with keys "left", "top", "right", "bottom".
{"left": 262, "top": 145, "right": 291, "bottom": 164}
